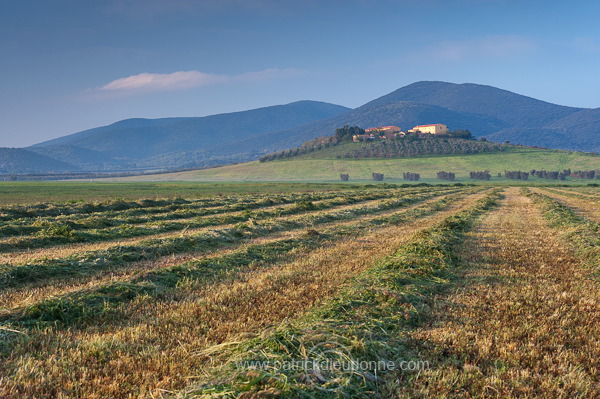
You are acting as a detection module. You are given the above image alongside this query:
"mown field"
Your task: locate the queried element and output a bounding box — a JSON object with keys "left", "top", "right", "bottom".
{"left": 0, "top": 183, "right": 598, "bottom": 398}
{"left": 106, "top": 146, "right": 600, "bottom": 183}
{"left": 0, "top": 182, "right": 360, "bottom": 205}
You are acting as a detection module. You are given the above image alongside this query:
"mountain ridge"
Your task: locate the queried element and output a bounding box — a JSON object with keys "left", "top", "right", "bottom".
{"left": 4, "top": 81, "right": 600, "bottom": 175}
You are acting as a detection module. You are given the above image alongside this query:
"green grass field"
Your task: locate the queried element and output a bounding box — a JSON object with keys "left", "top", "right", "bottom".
{"left": 109, "top": 146, "right": 600, "bottom": 183}
{"left": 0, "top": 181, "right": 359, "bottom": 205}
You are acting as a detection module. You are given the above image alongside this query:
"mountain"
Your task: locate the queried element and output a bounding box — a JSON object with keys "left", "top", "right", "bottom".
{"left": 252, "top": 81, "right": 600, "bottom": 157}
{"left": 30, "top": 101, "right": 351, "bottom": 170}
{"left": 369, "top": 81, "right": 581, "bottom": 128}
{"left": 484, "top": 107, "right": 600, "bottom": 153}
{"left": 0, "top": 148, "right": 80, "bottom": 174}
{"left": 28, "top": 145, "right": 125, "bottom": 170}
{"left": 15, "top": 81, "right": 600, "bottom": 175}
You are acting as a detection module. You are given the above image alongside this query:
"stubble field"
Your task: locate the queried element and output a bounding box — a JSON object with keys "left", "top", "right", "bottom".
{"left": 0, "top": 184, "right": 598, "bottom": 398}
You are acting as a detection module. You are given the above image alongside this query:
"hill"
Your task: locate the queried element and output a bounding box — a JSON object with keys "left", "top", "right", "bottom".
{"left": 16, "top": 81, "right": 600, "bottom": 175}
{"left": 108, "top": 146, "right": 600, "bottom": 183}
{"left": 370, "top": 81, "right": 581, "bottom": 128}
{"left": 259, "top": 134, "right": 507, "bottom": 163}
{"left": 0, "top": 148, "right": 79, "bottom": 175}
{"left": 28, "top": 145, "right": 126, "bottom": 170}
{"left": 238, "top": 81, "right": 591, "bottom": 153}
{"left": 30, "top": 101, "right": 351, "bottom": 171}
{"left": 485, "top": 107, "right": 600, "bottom": 153}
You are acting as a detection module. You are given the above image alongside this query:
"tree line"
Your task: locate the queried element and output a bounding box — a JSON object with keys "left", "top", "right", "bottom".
{"left": 341, "top": 138, "right": 505, "bottom": 159}
{"left": 502, "top": 169, "right": 600, "bottom": 180}
{"left": 372, "top": 172, "right": 384, "bottom": 181}
{"left": 403, "top": 172, "right": 420, "bottom": 181}
{"left": 338, "top": 168, "right": 600, "bottom": 181}
{"left": 437, "top": 171, "right": 455, "bottom": 181}
{"left": 529, "top": 169, "right": 569, "bottom": 180}
{"left": 469, "top": 171, "right": 491, "bottom": 180}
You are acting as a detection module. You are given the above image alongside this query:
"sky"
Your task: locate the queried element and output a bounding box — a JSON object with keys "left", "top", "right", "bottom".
{"left": 2, "top": 0, "right": 600, "bottom": 147}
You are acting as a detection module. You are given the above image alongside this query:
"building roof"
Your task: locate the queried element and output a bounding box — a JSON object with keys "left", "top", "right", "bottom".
{"left": 414, "top": 124, "right": 445, "bottom": 128}
{"left": 365, "top": 125, "right": 401, "bottom": 131}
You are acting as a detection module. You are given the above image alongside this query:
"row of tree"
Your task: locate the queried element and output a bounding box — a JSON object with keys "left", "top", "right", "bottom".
{"left": 470, "top": 171, "right": 491, "bottom": 180}
{"left": 340, "top": 172, "right": 422, "bottom": 181}
{"left": 403, "top": 172, "right": 421, "bottom": 181}
{"left": 258, "top": 142, "right": 331, "bottom": 163}
{"left": 372, "top": 172, "right": 384, "bottom": 181}
{"left": 571, "top": 170, "right": 597, "bottom": 179}
{"left": 530, "top": 169, "right": 569, "bottom": 180}
{"left": 341, "top": 168, "right": 600, "bottom": 181}
{"left": 437, "top": 171, "right": 456, "bottom": 181}
{"left": 504, "top": 170, "right": 529, "bottom": 180}
{"left": 502, "top": 169, "right": 600, "bottom": 180}
{"left": 341, "top": 138, "right": 505, "bottom": 159}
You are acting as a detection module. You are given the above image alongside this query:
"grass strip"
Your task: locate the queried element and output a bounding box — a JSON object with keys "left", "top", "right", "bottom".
{"left": 542, "top": 187, "right": 600, "bottom": 204}
{"left": 0, "top": 189, "right": 360, "bottom": 230}
{"left": 179, "top": 189, "right": 502, "bottom": 398}
{"left": 0, "top": 189, "right": 459, "bottom": 290}
{"left": 0, "top": 189, "right": 477, "bottom": 330}
{"left": 0, "top": 190, "right": 395, "bottom": 242}
{"left": 0, "top": 188, "right": 448, "bottom": 250}
{"left": 523, "top": 188, "right": 600, "bottom": 273}
{"left": 0, "top": 197, "right": 216, "bottom": 222}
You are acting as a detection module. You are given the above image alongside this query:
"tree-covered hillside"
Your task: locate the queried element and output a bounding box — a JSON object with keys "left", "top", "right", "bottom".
{"left": 29, "top": 101, "right": 351, "bottom": 170}
{"left": 259, "top": 126, "right": 506, "bottom": 162}
{"left": 0, "top": 148, "right": 79, "bottom": 174}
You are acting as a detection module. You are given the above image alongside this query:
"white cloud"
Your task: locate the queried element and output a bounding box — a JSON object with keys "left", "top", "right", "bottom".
{"left": 421, "top": 35, "right": 536, "bottom": 61}
{"left": 96, "top": 68, "right": 302, "bottom": 95}
{"left": 100, "top": 71, "right": 229, "bottom": 91}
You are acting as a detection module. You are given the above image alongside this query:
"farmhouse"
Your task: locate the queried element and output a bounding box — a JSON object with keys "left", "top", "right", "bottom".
{"left": 408, "top": 124, "right": 449, "bottom": 135}
{"left": 365, "top": 125, "right": 402, "bottom": 134}
{"left": 352, "top": 133, "right": 376, "bottom": 142}
{"left": 360, "top": 125, "right": 405, "bottom": 141}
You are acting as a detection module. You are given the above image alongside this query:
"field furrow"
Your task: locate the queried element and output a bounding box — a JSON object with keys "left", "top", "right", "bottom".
{"left": 0, "top": 190, "right": 466, "bottom": 313}
{"left": 390, "top": 187, "right": 600, "bottom": 397}
{"left": 0, "top": 189, "right": 418, "bottom": 250}
{"left": 0, "top": 189, "right": 461, "bottom": 295}
{"left": 0, "top": 189, "right": 489, "bottom": 398}
{"left": 531, "top": 187, "right": 600, "bottom": 222}
{"left": 0, "top": 188, "right": 476, "bottom": 321}
{"left": 0, "top": 190, "right": 414, "bottom": 264}
{"left": 548, "top": 187, "right": 600, "bottom": 199}
{"left": 178, "top": 188, "right": 502, "bottom": 397}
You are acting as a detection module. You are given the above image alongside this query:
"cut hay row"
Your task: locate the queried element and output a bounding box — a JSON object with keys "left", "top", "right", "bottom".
{"left": 0, "top": 188, "right": 491, "bottom": 399}
{"left": 389, "top": 187, "right": 599, "bottom": 398}
{"left": 0, "top": 195, "right": 242, "bottom": 223}
{"left": 0, "top": 189, "right": 473, "bottom": 315}
{"left": 0, "top": 189, "right": 369, "bottom": 223}
{"left": 0, "top": 188, "right": 481, "bottom": 327}
{"left": 523, "top": 188, "right": 600, "bottom": 273}
{"left": 0, "top": 188, "right": 417, "bottom": 246}
{"left": 178, "top": 189, "right": 501, "bottom": 398}
{"left": 0, "top": 189, "right": 394, "bottom": 235}
{"left": 0, "top": 188, "right": 464, "bottom": 293}
{"left": 531, "top": 187, "right": 600, "bottom": 223}
{"left": 0, "top": 189, "right": 423, "bottom": 265}
{"left": 543, "top": 186, "right": 600, "bottom": 203}
{"left": 549, "top": 186, "right": 600, "bottom": 198}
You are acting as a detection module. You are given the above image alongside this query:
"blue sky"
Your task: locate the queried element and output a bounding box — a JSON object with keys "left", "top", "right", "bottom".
{"left": 2, "top": 0, "right": 600, "bottom": 147}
